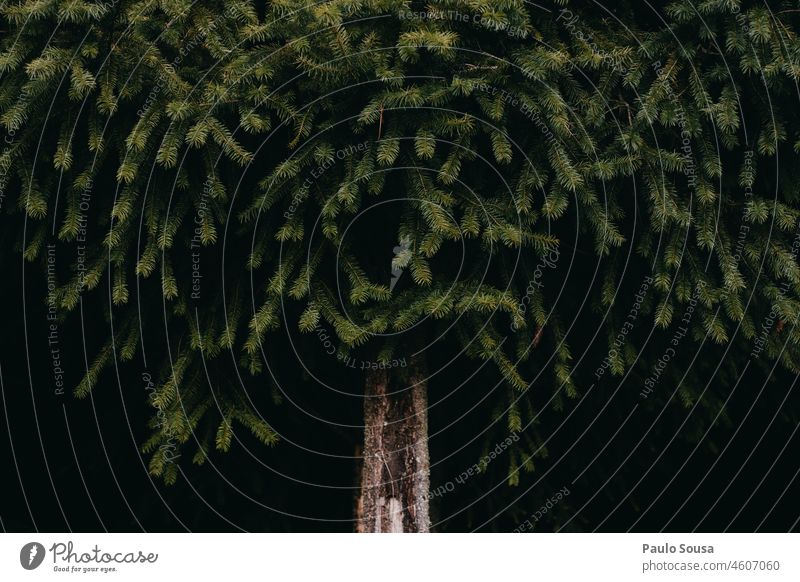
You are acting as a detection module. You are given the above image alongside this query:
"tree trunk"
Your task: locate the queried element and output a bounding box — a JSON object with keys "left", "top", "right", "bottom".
{"left": 356, "top": 354, "right": 430, "bottom": 532}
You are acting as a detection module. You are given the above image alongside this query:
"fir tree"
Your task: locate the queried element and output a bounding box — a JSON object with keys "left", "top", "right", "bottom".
{"left": 2, "top": 0, "right": 800, "bottom": 531}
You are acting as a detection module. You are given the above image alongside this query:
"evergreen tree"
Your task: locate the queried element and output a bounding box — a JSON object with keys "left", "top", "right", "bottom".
{"left": 2, "top": 0, "right": 800, "bottom": 531}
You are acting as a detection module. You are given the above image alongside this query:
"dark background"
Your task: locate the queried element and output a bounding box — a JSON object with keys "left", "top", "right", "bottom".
{"left": 1, "top": 225, "right": 798, "bottom": 533}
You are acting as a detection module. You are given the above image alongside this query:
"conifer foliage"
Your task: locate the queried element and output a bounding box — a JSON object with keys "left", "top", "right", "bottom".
{"left": 2, "top": 0, "right": 800, "bottom": 528}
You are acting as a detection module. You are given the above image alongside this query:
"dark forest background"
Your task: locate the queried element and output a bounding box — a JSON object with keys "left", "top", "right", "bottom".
{"left": 1, "top": 220, "right": 798, "bottom": 533}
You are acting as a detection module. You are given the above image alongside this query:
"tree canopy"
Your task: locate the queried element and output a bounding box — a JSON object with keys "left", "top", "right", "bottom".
{"left": 2, "top": 0, "right": 800, "bottom": 529}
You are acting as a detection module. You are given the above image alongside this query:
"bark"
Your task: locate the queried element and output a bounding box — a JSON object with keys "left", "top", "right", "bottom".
{"left": 356, "top": 353, "right": 430, "bottom": 533}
